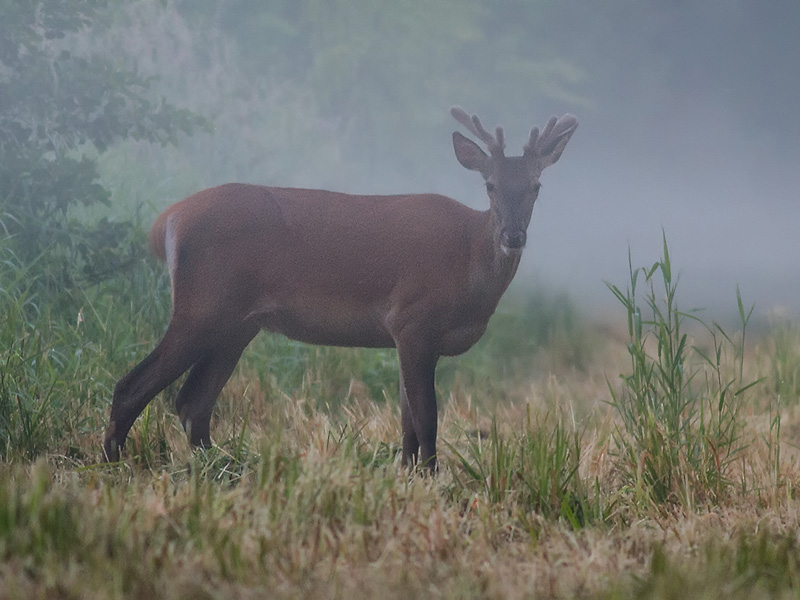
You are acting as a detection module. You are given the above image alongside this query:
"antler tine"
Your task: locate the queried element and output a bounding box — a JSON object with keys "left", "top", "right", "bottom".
{"left": 494, "top": 126, "right": 505, "bottom": 152}
{"left": 450, "top": 106, "right": 476, "bottom": 132}
{"left": 551, "top": 115, "right": 578, "bottom": 138}
{"left": 450, "top": 106, "right": 504, "bottom": 156}
{"left": 469, "top": 114, "right": 504, "bottom": 156}
{"left": 540, "top": 116, "right": 558, "bottom": 143}
{"left": 524, "top": 127, "right": 540, "bottom": 154}
{"left": 524, "top": 114, "right": 578, "bottom": 157}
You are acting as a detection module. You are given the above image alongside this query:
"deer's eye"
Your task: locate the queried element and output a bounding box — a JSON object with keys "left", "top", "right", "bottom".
{"left": 485, "top": 182, "right": 495, "bottom": 192}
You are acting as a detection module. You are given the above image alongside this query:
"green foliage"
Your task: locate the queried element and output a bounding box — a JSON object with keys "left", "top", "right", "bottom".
{"left": 0, "top": 248, "right": 92, "bottom": 459}
{"left": 0, "top": 224, "right": 171, "bottom": 461}
{"left": 606, "top": 234, "right": 759, "bottom": 508}
{"left": 0, "top": 289, "right": 70, "bottom": 460}
{"left": 0, "top": 0, "right": 206, "bottom": 293}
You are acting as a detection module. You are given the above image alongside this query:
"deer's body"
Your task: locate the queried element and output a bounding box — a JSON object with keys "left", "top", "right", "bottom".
{"left": 103, "top": 108, "right": 577, "bottom": 470}
{"left": 153, "top": 184, "right": 513, "bottom": 354}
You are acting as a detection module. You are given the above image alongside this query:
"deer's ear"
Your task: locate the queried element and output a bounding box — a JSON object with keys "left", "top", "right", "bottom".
{"left": 453, "top": 132, "right": 490, "bottom": 174}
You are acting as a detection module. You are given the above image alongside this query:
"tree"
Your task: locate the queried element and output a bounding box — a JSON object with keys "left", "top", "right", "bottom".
{"left": 0, "top": 0, "right": 206, "bottom": 291}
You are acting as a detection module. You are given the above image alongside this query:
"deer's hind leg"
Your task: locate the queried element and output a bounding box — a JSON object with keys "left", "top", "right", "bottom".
{"left": 103, "top": 315, "right": 206, "bottom": 462}
{"left": 174, "top": 325, "right": 258, "bottom": 448}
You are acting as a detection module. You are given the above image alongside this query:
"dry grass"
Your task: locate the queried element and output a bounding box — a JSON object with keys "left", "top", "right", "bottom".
{"left": 2, "top": 323, "right": 800, "bottom": 599}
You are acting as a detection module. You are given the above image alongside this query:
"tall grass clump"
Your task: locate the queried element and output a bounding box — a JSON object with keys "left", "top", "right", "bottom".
{"left": 448, "top": 407, "right": 601, "bottom": 528}
{"left": 0, "top": 222, "right": 175, "bottom": 462}
{"left": 606, "top": 234, "right": 760, "bottom": 508}
{"left": 0, "top": 250, "right": 80, "bottom": 460}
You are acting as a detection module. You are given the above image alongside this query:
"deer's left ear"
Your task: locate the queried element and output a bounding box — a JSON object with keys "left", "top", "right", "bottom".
{"left": 453, "top": 131, "right": 490, "bottom": 175}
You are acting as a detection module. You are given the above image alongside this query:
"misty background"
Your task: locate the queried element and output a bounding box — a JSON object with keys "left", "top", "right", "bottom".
{"left": 17, "top": 1, "right": 800, "bottom": 318}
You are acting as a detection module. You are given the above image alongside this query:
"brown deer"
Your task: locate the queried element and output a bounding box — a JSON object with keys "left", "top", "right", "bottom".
{"left": 103, "top": 107, "right": 578, "bottom": 470}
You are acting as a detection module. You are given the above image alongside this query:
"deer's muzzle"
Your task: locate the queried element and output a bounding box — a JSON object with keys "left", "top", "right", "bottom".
{"left": 500, "top": 229, "right": 527, "bottom": 254}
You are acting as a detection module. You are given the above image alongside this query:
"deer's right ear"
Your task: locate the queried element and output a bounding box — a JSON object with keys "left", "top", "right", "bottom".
{"left": 453, "top": 132, "right": 490, "bottom": 174}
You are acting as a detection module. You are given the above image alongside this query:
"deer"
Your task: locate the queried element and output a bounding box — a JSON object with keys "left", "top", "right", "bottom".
{"left": 102, "top": 107, "right": 578, "bottom": 471}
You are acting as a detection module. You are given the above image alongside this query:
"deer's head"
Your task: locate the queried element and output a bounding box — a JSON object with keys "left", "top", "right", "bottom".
{"left": 451, "top": 107, "right": 578, "bottom": 256}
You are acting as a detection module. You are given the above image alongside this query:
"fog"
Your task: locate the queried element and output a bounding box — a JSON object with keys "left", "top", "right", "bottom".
{"left": 522, "top": 2, "right": 800, "bottom": 316}
{"left": 103, "top": 1, "right": 800, "bottom": 318}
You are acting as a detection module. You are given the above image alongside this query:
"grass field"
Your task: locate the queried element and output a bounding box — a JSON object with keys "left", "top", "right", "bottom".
{"left": 2, "top": 241, "right": 800, "bottom": 599}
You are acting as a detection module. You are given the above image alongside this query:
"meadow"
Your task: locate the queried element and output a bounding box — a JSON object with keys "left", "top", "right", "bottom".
{"left": 3, "top": 2, "right": 799, "bottom": 597}
{"left": 2, "top": 233, "right": 800, "bottom": 600}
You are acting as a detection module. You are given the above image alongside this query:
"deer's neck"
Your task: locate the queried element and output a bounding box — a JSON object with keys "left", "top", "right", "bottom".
{"left": 469, "top": 210, "right": 522, "bottom": 306}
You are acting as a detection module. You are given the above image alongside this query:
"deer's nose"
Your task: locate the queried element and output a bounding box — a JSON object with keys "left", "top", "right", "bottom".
{"left": 500, "top": 229, "right": 527, "bottom": 251}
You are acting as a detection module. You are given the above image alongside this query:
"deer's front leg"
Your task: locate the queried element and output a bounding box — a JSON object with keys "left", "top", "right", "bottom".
{"left": 396, "top": 339, "right": 439, "bottom": 471}
{"left": 399, "top": 370, "right": 419, "bottom": 466}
